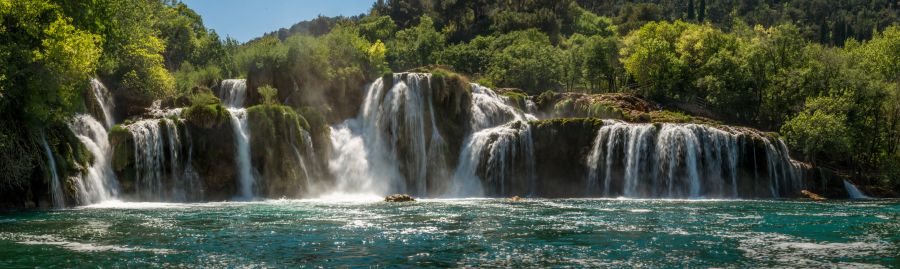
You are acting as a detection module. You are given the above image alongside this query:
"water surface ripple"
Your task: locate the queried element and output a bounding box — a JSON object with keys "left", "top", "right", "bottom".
{"left": 0, "top": 199, "right": 897, "bottom": 268}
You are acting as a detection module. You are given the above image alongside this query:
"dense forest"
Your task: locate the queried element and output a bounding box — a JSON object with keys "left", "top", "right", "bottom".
{"left": 1, "top": 0, "right": 898, "bottom": 198}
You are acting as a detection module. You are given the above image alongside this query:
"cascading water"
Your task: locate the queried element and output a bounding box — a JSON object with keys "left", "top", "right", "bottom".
{"left": 843, "top": 180, "right": 871, "bottom": 199}
{"left": 41, "top": 79, "right": 120, "bottom": 206}
{"left": 293, "top": 129, "right": 317, "bottom": 192}
{"left": 90, "top": 79, "right": 116, "bottom": 129}
{"left": 39, "top": 132, "right": 65, "bottom": 208}
{"left": 451, "top": 121, "right": 536, "bottom": 197}
{"left": 67, "top": 115, "right": 118, "bottom": 204}
{"left": 328, "top": 73, "right": 448, "bottom": 196}
{"left": 218, "top": 79, "right": 248, "bottom": 108}
{"left": 220, "top": 79, "right": 248, "bottom": 108}
{"left": 229, "top": 108, "right": 255, "bottom": 199}
{"left": 329, "top": 121, "right": 390, "bottom": 195}
{"left": 219, "top": 79, "right": 256, "bottom": 199}
{"left": 126, "top": 118, "right": 201, "bottom": 201}
{"left": 469, "top": 85, "right": 536, "bottom": 130}
{"left": 449, "top": 85, "right": 538, "bottom": 197}
{"left": 585, "top": 121, "right": 802, "bottom": 198}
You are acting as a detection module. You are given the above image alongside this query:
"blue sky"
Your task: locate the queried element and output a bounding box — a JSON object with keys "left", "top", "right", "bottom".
{"left": 181, "top": 0, "right": 375, "bottom": 43}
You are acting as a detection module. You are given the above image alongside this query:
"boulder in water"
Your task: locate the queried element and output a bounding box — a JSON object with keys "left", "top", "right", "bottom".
{"left": 385, "top": 194, "right": 415, "bottom": 202}
{"left": 801, "top": 190, "right": 827, "bottom": 201}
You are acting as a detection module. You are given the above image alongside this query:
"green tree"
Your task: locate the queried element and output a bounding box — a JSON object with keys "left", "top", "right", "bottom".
{"left": 487, "top": 30, "right": 563, "bottom": 91}
{"left": 582, "top": 34, "right": 620, "bottom": 92}
{"left": 437, "top": 35, "right": 495, "bottom": 76}
{"left": 258, "top": 85, "right": 278, "bottom": 105}
{"left": 0, "top": 0, "right": 101, "bottom": 124}
{"left": 358, "top": 15, "right": 397, "bottom": 43}
{"left": 781, "top": 94, "right": 853, "bottom": 164}
{"left": 389, "top": 16, "right": 445, "bottom": 70}
{"left": 620, "top": 21, "right": 687, "bottom": 100}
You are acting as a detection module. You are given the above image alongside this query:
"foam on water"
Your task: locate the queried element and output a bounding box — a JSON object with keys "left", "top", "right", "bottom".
{"left": 0, "top": 199, "right": 895, "bottom": 267}
{"left": 12, "top": 234, "right": 175, "bottom": 254}
{"left": 78, "top": 200, "right": 191, "bottom": 209}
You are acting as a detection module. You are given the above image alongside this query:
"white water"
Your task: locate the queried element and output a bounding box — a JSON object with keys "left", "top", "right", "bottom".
{"left": 843, "top": 180, "right": 871, "bottom": 199}
{"left": 39, "top": 132, "right": 65, "bottom": 208}
{"left": 55, "top": 74, "right": 819, "bottom": 203}
{"left": 469, "top": 84, "right": 536, "bottom": 130}
{"left": 89, "top": 79, "right": 116, "bottom": 129}
{"left": 328, "top": 122, "right": 391, "bottom": 196}
{"left": 128, "top": 120, "right": 166, "bottom": 200}
{"left": 451, "top": 121, "right": 535, "bottom": 197}
{"left": 125, "top": 118, "right": 200, "bottom": 201}
{"left": 328, "top": 73, "right": 446, "bottom": 197}
{"left": 219, "top": 79, "right": 248, "bottom": 108}
{"left": 67, "top": 115, "right": 118, "bottom": 204}
{"left": 218, "top": 79, "right": 256, "bottom": 199}
{"left": 585, "top": 121, "right": 801, "bottom": 198}
{"left": 328, "top": 75, "right": 540, "bottom": 198}
{"left": 449, "top": 85, "right": 537, "bottom": 197}
{"left": 293, "top": 129, "right": 316, "bottom": 192}
{"left": 228, "top": 108, "right": 255, "bottom": 199}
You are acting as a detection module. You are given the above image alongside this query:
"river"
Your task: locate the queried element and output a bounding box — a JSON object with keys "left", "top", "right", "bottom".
{"left": 0, "top": 198, "right": 896, "bottom": 267}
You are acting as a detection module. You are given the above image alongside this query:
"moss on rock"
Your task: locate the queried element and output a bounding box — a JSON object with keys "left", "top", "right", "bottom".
{"left": 183, "top": 104, "right": 237, "bottom": 200}
{"left": 108, "top": 124, "right": 136, "bottom": 191}
{"left": 298, "top": 106, "right": 331, "bottom": 169}
{"left": 500, "top": 90, "right": 528, "bottom": 110}
{"left": 183, "top": 104, "right": 230, "bottom": 129}
{"left": 247, "top": 105, "right": 317, "bottom": 197}
{"left": 428, "top": 71, "right": 473, "bottom": 191}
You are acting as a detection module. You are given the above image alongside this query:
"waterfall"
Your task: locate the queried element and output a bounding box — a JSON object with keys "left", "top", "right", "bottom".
{"left": 843, "top": 180, "right": 871, "bottom": 199}
{"left": 328, "top": 73, "right": 447, "bottom": 196}
{"left": 89, "top": 79, "right": 116, "bottom": 129}
{"left": 470, "top": 84, "right": 536, "bottom": 130}
{"left": 126, "top": 118, "right": 200, "bottom": 201}
{"left": 228, "top": 108, "right": 255, "bottom": 199}
{"left": 176, "top": 126, "right": 202, "bottom": 201}
{"left": 217, "top": 79, "right": 256, "bottom": 199}
{"left": 328, "top": 122, "right": 394, "bottom": 195}
{"left": 585, "top": 121, "right": 802, "bottom": 198}
{"left": 67, "top": 115, "right": 117, "bottom": 204}
{"left": 451, "top": 121, "right": 535, "bottom": 197}
{"left": 219, "top": 79, "right": 247, "bottom": 108}
{"left": 39, "top": 132, "right": 65, "bottom": 208}
{"left": 449, "top": 85, "right": 537, "bottom": 197}
{"left": 294, "top": 129, "right": 316, "bottom": 191}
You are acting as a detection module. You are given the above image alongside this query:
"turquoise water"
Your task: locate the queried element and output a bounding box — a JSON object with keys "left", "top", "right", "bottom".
{"left": 0, "top": 199, "right": 897, "bottom": 268}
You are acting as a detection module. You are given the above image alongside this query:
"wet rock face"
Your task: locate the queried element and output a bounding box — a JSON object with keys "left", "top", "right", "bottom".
{"left": 247, "top": 105, "right": 318, "bottom": 198}
{"left": 430, "top": 72, "right": 473, "bottom": 170}
{"left": 385, "top": 194, "right": 415, "bottom": 202}
{"left": 529, "top": 118, "right": 605, "bottom": 197}
{"left": 109, "top": 125, "right": 136, "bottom": 192}
{"left": 799, "top": 167, "right": 852, "bottom": 199}
{"left": 182, "top": 104, "right": 238, "bottom": 200}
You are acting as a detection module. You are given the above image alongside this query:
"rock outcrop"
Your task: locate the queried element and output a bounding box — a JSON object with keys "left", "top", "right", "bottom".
{"left": 385, "top": 194, "right": 415, "bottom": 202}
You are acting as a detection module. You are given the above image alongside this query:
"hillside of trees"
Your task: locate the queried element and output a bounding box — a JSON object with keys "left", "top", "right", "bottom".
{"left": 1, "top": 0, "right": 898, "bottom": 192}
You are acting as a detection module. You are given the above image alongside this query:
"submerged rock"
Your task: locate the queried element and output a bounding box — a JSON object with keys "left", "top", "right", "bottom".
{"left": 385, "top": 194, "right": 415, "bottom": 202}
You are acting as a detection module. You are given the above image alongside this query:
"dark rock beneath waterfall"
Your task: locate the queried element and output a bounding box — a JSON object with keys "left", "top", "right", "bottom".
{"left": 247, "top": 105, "right": 319, "bottom": 198}
{"left": 182, "top": 104, "right": 237, "bottom": 200}
{"left": 385, "top": 194, "right": 415, "bottom": 202}
{"left": 529, "top": 118, "right": 605, "bottom": 197}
